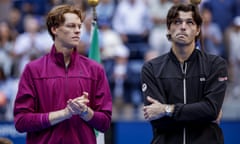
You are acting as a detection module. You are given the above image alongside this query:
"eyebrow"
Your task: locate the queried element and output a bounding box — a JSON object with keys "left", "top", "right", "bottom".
{"left": 175, "top": 18, "right": 194, "bottom": 21}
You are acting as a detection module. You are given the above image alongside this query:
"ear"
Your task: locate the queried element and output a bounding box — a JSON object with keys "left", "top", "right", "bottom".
{"left": 196, "top": 27, "right": 201, "bottom": 36}
{"left": 167, "top": 29, "right": 170, "bottom": 34}
{"left": 196, "top": 31, "right": 200, "bottom": 36}
{"left": 166, "top": 29, "right": 172, "bottom": 41}
{"left": 51, "top": 26, "right": 57, "bottom": 35}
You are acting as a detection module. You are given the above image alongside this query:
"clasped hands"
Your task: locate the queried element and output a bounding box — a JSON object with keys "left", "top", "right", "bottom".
{"left": 65, "top": 92, "right": 92, "bottom": 120}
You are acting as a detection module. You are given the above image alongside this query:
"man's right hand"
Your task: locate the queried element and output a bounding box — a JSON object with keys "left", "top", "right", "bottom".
{"left": 67, "top": 92, "right": 89, "bottom": 115}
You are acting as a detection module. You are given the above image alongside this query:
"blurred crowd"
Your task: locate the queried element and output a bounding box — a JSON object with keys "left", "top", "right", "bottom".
{"left": 0, "top": 0, "right": 240, "bottom": 122}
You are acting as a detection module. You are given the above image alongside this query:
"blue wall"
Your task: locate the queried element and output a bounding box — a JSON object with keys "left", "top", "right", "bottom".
{"left": 221, "top": 121, "right": 240, "bottom": 144}
{"left": 114, "top": 120, "right": 240, "bottom": 144}
{"left": 114, "top": 121, "right": 152, "bottom": 144}
{"left": 1, "top": 120, "right": 240, "bottom": 144}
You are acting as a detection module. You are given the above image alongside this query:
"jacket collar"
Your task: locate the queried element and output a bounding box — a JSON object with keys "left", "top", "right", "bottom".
{"left": 169, "top": 48, "right": 199, "bottom": 63}
{"left": 50, "top": 45, "right": 77, "bottom": 67}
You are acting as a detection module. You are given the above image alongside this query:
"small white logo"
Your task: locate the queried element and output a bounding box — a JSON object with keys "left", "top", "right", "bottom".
{"left": 218, "top": 76, "right": 228, "bottom": 82}
{"left": 142, "top": 83, "right": 147, "bottom": 92}
{"left": 200, "top": 77, "right": 206, "bottom": 81}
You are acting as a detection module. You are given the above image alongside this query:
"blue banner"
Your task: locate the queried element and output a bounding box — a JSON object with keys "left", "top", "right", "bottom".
{"left": 0, "top": 121, "right": 26, "bottom": 144}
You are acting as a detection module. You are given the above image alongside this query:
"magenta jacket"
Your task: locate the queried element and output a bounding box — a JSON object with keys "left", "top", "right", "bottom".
{"left": 14, "top": 45, "right": 112, "bottom": 144}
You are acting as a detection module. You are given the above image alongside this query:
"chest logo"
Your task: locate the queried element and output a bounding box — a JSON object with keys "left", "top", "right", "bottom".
{"left": 218, "top": 76, "right": 228, "bottom": 82}
{"left": 200, "top": 77, "right": 206, "bottom": 82}
{"left": 142, "top": 83, "right": 147, "bottom": 92}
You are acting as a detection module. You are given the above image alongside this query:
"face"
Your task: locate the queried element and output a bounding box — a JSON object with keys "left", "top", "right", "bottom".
{"left": 0, "top": 22, "right": 10, "bottom": 38}
{"left": 202, "top": 9, "right": 212, "bottom": 24}
{"left": 52, "top": 13, "right": 82, "bottom": 48}
{"left": 168, "top": 11, "right": 200, "bottom": 46}
{"left": 25, "top": 16, "right": 39, "bottom": 33}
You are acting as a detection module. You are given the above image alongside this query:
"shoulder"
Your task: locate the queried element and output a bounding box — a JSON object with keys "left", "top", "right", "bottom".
{"left": 200, "top": 51, "right": 226, "bottom": 66}
{"left": 76, "top": 54, "right": 104, "bottom": 70}
{"left": 143, "top": 53, "right": 169, "bottom": 68}
{"left": 142, "top": 53, "right": 169, "bottom": 76}
{"left": 199, "top": 51, "right": 228, "bottom": 75}
{"left": 25, "top": 55, "right": 46, "bottom": 68}
{"left": 75, "top": 54, "right": 106, "bottom": 79}
{"left": 22, "top": 54, "right": 49, "bottom": 75}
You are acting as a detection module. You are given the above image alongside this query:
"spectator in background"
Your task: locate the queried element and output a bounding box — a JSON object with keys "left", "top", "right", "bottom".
{"left": 12, "top": 0, "right": 50, "bottom": 16}
{"left": 226, "top": 16, "right": 240, "bottom": 99}
{"left": 0, "top": 20, "right": 20, "bottom": 122}
{"left": 6, "top": 7, "right": 22, "bottom": 37}
{"left": 0, "top": 21, "right": 15, "bottom": 77}
{"left": 13, "top": 4, "right": 112, "bottom": 143}
{"left": 202, "top": 0, "right": 236, "bottom": 33}
{"left": 78, "top": 12, "right": 102, "bottom": 56}
{"left": 13, "top": 15, "right": 47, "bottom": 76}
{"left": 0, "top": 64, "right": 19, "bottom": 121}
{"left": 0, "top": 62, "right": 18, "bottom": 121}
{"left": 111, "top": 45, "right": 130, "bottom": 119}
{"left": 201, "top": 7, "right": 223, "bottom": 56}
{"left": 0, "top": 66, "right": 8, "bottom": 121}
{"left": 98, "top": 18, "right": 130, "bottom": 119}
{"left": 96, "top": 0, "right": 115, "bottom": 25}
{"left": 148, "top": 0, "right": 173, "bottom": 55}
{"left": 202, "top": 0, "right": 237, "bottom": 59}
{"left": 112, "top": 0, "right": 150, "bottom": 113}
{"left": 112, "top": 0, "right": 151, "bottom": 44}
{"left": 0, "top": 0, "right": 11, "bottom": 21}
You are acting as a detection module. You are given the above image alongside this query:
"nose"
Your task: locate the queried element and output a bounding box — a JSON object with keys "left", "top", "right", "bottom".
{"left": 74, "top": 27, "right": 81, "bottom": 34}
{"left": 180, "top": 22, "right": 187, "bottom": 31}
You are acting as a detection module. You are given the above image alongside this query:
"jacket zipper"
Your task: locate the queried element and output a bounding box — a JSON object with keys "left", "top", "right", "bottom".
{"left": 181, "top": 62, "right": 187, "bottom": 144}
{"left": 65, "top": 65, "right": 69, "bottom": 99}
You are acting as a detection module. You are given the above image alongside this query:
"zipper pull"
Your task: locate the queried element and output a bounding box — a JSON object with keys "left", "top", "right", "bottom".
{"left": 181, "top": 62, "right": 187, "bottom": 78}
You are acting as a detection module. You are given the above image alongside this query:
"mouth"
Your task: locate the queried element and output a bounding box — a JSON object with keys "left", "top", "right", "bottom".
{"left": 176, "top": 33, "right": 188, "bottom": 40}
{"left": 72, "top": 37, "right": 80, "bottom": 41}
{"left": 177, "top": 33, "right": 187, "bottom": 37}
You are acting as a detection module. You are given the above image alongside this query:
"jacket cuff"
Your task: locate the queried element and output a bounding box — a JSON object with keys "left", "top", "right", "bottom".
{"left": 41, "top": 113, "right": 51, "bottom": 128}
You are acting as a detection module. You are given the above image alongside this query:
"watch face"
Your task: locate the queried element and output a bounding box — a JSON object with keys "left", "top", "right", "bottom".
{"left": 80, "top": 107, "right": 88, "bottom": 116}
{"left": 165, "top": 105, "right": 170, "bottom": 112}
{"left": 165, "top": 105, "right": 172, "bottom": 116}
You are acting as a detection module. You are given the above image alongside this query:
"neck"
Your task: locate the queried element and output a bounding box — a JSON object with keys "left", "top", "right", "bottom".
{"left": 172, "top": 42, "right": 195, "bottom": 63}
{"left": 54, "top": 42, "right": 74, "bottom": 65}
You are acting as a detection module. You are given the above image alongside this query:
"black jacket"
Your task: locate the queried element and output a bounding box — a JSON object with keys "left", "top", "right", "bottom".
{"left": 141, "top": 49, "right": 228, "bottom": 144}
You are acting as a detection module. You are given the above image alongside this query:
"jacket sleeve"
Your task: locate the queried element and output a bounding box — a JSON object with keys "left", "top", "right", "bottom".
{"left": 141, "top": 62, "right": 167, "bottom": 105}
{"left": 173, "top": 57, "right": 228, "bottom": 122}
{"left": 87, "top": 67, "right": 112, "bottom": 132}
{"left": 141, "top": 62, "right": 178, "bottom": 130}
{"left": 14, "top": 64, "right": 50, "bottom": 133}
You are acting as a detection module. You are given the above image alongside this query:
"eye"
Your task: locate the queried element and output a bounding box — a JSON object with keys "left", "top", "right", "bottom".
{"left": 65, "top": 24, "right": 75, "bottom": 28}
{"left": 174, "top": 19, "right": 182, "bottom": 25}
{"left": 186, "top": 20, "right": 195, "bottom": 25}
{"left": 64, "top": 23, "right": 81, "bottom": 29}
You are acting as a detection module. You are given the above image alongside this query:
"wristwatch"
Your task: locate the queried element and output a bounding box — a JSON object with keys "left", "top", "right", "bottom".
{"left": 165, "top": 105, "right": 174, "bottom": 117}
{"left": 80, "top": 107, "right": 89, "bottom": 117}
